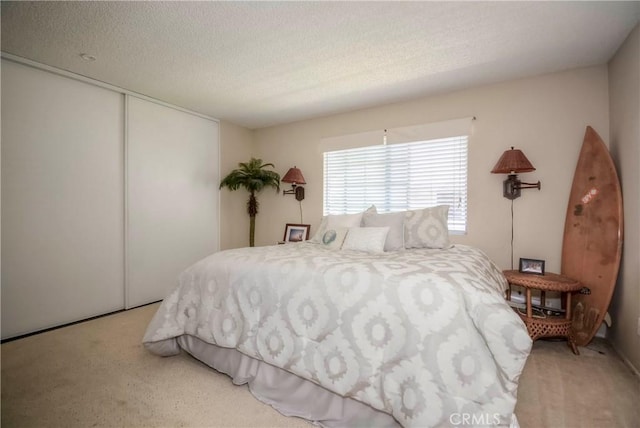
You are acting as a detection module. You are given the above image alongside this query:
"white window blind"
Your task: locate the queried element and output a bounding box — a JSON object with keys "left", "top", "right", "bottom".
{"left": 323, "top": 135, "right": 468, "bottom": 234}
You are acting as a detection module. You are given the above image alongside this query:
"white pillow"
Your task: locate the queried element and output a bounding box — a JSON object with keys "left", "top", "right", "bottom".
{"left": 362, "top": 211, "right": 405, "bottom": 251}
{"left": 404, "top": 205, "right": 451, "bottom": 249}
{"left": 326, "top": 212, "right": 364, "bottom": 229}
{"left": 310, "top": 205, "right": 377, "bottom": 243}
{"left": 342, "top": 227, "right": 390, "bottom": 253}
{"left": 318, "top": 227, "right": 348, "bottom": 250}
{"left": 310, "top": 217, "right": 329, "bottom": 243}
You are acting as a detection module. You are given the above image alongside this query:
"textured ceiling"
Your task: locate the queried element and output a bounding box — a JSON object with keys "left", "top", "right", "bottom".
{"left": 1, "top": 1, "right": 639, "bottom": 129}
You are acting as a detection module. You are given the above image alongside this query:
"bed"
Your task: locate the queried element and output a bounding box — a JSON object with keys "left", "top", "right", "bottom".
{"left": 143, "top": 238, "right": 532, "bottom": 427}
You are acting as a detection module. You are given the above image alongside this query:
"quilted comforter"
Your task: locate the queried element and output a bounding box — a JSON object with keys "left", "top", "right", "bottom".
{"left": 143, "top": 243, "right": 531, "bottom": 427}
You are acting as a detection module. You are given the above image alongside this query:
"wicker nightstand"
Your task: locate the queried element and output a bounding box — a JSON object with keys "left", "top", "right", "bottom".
{"left": 503, "top": 270, "right": 582, "bottom": 355}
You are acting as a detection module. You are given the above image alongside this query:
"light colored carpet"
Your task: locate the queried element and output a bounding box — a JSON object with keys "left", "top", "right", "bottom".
{"left": 2, "top": 303, "right": 638, "bottom": 428}
{"left": 515, "top": 337, "right": 639, "bottom": 428}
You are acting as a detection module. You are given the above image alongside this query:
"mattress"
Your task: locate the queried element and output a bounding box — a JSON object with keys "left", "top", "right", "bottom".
{"left": 144, "top": 243, "right": 531, "bottom": 427}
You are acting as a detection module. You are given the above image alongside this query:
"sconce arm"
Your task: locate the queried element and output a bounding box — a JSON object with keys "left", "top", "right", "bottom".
{"left": 515, "top": 181, "right": 541, "bottom": 191}
{"left": 283, "top": 186, "right": 305, "bottom": 201}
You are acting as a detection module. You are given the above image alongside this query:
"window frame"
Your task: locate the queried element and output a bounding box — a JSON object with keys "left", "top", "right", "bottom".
{"left": 323, "top": 135, "right": 468, "bottom": 234}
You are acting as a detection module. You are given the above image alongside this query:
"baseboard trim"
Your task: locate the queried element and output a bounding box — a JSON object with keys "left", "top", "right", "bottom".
{"left": 610, "top": 341, "right": 640, "bottom": 378}
{"left": 0, "top": 300, "right": 161, "bottom": 344}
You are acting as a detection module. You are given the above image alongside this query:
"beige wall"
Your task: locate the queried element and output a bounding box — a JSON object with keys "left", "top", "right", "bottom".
{"left": 219, "top": 120, "right": 255, "bottom": 249}
{"left": 251, "top": 66, "right": 609, "bottom": 273}
{"left": 608, "top": 24, "right": 640, "bottom": 373}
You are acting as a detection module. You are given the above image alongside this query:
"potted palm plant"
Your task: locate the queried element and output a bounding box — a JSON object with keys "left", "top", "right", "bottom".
{"left": 219, "top": 158, "right": 280, "bottom": 247}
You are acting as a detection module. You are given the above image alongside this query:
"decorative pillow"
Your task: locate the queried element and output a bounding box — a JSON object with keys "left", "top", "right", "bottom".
{"left": 404, "top": 205, "right": 451, "bottom": 249}
{"left": 310, "top": 217, "right": 329, "bottom": 243}
{"left": 318, "top": 227, "right": 348, "bottom": 250}
{"left": 342, "top": 227, "right": 390, "bottom": 253}
{"left": 310, "top": 205, "right": 377, "bottom": 243}
{"left": 326, "top": 212, "right": 364, "bottom": 229}
{"left": 362, "top": 211, "right": 405, "bottom": 251}
{"left": 360, "top": 204, "right": 377, "bottom": 223}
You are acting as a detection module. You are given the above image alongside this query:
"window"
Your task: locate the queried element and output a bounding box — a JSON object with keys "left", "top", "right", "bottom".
{"left": 323, "top": 135, "right": 468, "bottom": 234}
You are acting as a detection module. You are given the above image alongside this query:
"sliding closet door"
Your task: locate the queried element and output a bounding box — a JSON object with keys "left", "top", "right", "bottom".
{"left": 1, "top": 60, "right": 125, "bottom": 339}
{"left": 126, "top": 96, "right": 219, "bottom": 308}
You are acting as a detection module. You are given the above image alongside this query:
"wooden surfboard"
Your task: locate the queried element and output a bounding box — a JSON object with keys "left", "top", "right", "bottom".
{"left": 562, "top": 126, "right": 623, "bottom": 347}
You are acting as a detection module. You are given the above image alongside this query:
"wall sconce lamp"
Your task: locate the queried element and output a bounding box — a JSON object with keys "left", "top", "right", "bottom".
{"left": 491, "top": 147, "right": 541, "bottom": 199}
{"left": 282, "top": 166, "right": 306, "bottom": 201}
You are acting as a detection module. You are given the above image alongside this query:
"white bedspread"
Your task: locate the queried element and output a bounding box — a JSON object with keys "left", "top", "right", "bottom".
{"left": 143, "top": 243, "right": 531, "bottom": 427}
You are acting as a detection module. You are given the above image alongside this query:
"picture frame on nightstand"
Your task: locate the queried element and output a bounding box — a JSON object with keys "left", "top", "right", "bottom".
{"left": 519, "top": 258, "right": 545, "bottom": 275}
{"left": 283, "top": 223, "right": 310, "bottom": 243}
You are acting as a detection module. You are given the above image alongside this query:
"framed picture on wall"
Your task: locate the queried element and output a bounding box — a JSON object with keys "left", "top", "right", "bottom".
{"left": 519, "top": 258, "right": 546, "bottom": 275}
{"left": 283, "top": 224, "right": 310, "bottom": 243}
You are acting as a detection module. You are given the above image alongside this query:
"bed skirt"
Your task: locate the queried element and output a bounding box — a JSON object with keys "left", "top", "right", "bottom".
{"left": 177, "top": 335, "right": 398, "bottom": 427}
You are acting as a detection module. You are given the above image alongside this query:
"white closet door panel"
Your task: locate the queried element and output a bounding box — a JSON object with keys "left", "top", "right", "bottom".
{"left": 126, "top": 96, "right": 219, "bottom": 308}
{"left": 1, "top": 60, "right": 125, "bottom": 339}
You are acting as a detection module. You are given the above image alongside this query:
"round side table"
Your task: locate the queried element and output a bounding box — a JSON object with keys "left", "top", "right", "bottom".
{"left": 503, "top": 270, "right": 582, "bottom": 355}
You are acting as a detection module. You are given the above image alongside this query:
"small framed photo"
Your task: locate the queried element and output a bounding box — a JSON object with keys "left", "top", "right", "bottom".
{"left": 519, "top": 258, "right": 545, "bottom": 275}
{"left": 283, "top": 223, "right": 310, "bottom": 243}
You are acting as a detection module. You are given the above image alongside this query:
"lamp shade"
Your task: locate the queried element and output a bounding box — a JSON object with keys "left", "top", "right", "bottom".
{"left": 282, "top": 166, "right": 306, "bottom": 185}
{"left": 491, "top": 147, "right": 536, "bottom": 174}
